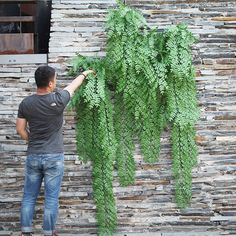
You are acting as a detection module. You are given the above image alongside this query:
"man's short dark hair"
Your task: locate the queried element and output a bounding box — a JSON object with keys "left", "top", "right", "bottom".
{"left": 35, "top": 66, "right": 56, "bottom": 88}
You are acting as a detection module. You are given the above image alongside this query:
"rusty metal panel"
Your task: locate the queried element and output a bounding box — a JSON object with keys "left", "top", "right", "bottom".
{"left": 0, "top": 0, "right": 36, "bottom": 2}
{"left": 0, "top": 33, "right": 34, "bottom": 54}
{"left": 0, "top": 54, "right": 47, "bottom": 64}
{"left": 0, "top": 16, "right": 34, "bottom": 22}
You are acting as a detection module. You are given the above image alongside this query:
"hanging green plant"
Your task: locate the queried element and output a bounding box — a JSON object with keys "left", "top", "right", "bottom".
{"left": 164, "top": 24, "right": 199, "bottom": 208}
{"left": 69, "top": 56, "right": 117, "bottom": 235}
{"left": 69, "top": 1, "right": 199, "bottom": 235}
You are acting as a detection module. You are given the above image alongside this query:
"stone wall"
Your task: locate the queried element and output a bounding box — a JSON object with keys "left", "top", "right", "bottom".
{"left": 0, "top": 63, "right": 46, "bottom": 232}
{"left": 0, "top": 0, "right": 236, "bottom": 235}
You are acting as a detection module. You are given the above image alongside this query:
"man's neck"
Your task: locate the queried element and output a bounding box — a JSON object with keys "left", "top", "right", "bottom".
{"left": 36, "top": 87, "right": 52, "bottom": 95}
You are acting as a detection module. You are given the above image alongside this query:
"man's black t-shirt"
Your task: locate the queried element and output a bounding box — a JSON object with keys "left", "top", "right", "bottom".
{"left": 17, "top": 90, "right": 70, "bottom": 155}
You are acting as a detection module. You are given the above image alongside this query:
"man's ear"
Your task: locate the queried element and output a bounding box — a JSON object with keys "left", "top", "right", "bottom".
{"left": 48, "top": 81, "right": 53, "bottom": 87}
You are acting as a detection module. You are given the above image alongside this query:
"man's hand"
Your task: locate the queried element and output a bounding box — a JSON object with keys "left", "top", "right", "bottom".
{"left": 83, "top": 69, "right": 96, "bottom": 77}
{"left": 64, "top": 69, "right": 96, "bottom": 97}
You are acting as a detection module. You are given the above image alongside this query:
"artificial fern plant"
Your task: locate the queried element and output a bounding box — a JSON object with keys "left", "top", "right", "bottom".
{"left": 69, "top": 1, "right": 199, "bottom": 235}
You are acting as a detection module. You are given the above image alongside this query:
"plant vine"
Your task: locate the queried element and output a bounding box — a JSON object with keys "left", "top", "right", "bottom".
{"left": 69, "top": 1, "right": 199, "bottom": 235}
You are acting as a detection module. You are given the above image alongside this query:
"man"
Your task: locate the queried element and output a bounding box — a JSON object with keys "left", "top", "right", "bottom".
{"left": 16, "top": 66, "right": 95, "bottom": 236}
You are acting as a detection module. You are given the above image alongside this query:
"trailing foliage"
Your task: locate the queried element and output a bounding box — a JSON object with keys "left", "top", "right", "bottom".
{"left": 92, "top": 94, "right": 118, "bottom": 235}
{"left": 106, "top": 4, "right": 168, "bottom": 163}
{"left": 171, "top": 124, "right": 197, "bottom": 208}
{"left": 164, "top": 24, "right": 199, "bottom": 207}
{"left": 70, "top": 57, "right": 117, "bottom": 235}
{"left": 69, "top": 2, "right": 199, "bottom": 235}
{"left": 113, "top": 93, "right": 136, "bottom": 186}
{"left": 70, "top": 55, "right": 106, "bottom": 109}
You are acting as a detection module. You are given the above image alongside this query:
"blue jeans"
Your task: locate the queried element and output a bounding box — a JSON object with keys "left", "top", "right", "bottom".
{"left": 21, "top": 153, "right": 64, "bottom": 235}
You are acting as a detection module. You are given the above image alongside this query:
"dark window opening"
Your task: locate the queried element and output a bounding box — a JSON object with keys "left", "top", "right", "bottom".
{"left": 0, "top": 0, "right": 52, "bottom": 55}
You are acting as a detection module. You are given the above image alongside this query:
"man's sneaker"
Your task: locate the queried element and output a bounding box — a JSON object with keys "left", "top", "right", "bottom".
{"left": 45, "top": 232, "right": 58, "bottom": 236}
{"left": 21, "top": 233, "right": 32, "bottom": 236}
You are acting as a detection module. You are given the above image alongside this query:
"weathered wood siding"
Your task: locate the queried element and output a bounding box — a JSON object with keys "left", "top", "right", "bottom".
{"left": 0, "top": 0, "right": 236, "bottom": 235}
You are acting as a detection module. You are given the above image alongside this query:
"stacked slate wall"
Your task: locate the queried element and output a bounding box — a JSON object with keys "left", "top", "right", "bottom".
{"left": 0, "top": 0, "right": 235, "bottom": 234}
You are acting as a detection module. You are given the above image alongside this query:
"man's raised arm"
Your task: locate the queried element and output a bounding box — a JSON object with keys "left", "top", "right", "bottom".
{"left": 64, "top": 70, "right": 95, "bottom": 97}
